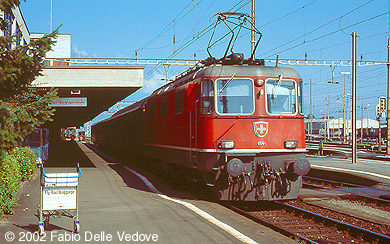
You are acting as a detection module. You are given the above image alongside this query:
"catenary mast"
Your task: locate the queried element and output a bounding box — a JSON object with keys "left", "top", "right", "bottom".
{"left": 251, "top": 0, "right": 256, "bottom": 56}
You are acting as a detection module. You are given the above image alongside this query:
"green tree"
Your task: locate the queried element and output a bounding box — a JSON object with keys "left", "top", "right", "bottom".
{"left": 0, "top": 0, "right": 59, "bottom": 154}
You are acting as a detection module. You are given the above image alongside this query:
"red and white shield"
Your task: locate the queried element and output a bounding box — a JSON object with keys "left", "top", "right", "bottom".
{"left": 254, "top": 122, "right": 268, "bottom": 138}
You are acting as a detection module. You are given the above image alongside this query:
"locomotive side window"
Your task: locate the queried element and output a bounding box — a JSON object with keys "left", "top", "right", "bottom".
{"left": 147, "top": 100, "right": 156, "bottom": 119}
{"left": 216, "top": 79, "right": 254, "bottom": 114}
{"left": 201, "top": 79, "right": 215, "bottom": 114}
{"left": 266, "top": 79, "right": 297, "bottom": 115}
{"left": 161, "top": 96, "right": 168, "bottom": 118}
{"left": 175, "top": 90, "right": 184, "bottom": 114}
{"left": 298, "top": 80, "right": 304, "bottom": 115}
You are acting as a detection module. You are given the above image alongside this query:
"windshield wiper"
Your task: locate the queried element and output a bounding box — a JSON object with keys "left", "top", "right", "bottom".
{"left": 219, "top": 73, "right": 236, "bottom": 93}
{"left": 271, "top": 74, "right": 283, "bottom": 98}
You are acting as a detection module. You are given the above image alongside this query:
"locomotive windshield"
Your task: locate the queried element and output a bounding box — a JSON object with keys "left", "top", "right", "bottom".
{"left": 216, "top": 79, "right": 254, "bottom": 114}
{"left": 266, "top": 79, "right": 297, "bottom": 115}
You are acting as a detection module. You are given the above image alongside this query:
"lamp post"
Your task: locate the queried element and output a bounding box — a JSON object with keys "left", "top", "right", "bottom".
{"left": 325, "top": 96, "right": 331, "bottom": 140}
{"left": 357, "top": 103, "right": 369, "bottom": 143}
{"left": 337, "top": 100, "right": 342, "bottom": 139}
{"left": 320, "top": 110, "right": 326, "bottom": 141}
{"left": 340, "top": 71, "right": 350, "bottom": 144}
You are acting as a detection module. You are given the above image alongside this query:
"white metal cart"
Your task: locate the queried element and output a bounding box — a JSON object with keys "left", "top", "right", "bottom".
{"left": 37, "top": 163, "right": 82, "bottom": 234}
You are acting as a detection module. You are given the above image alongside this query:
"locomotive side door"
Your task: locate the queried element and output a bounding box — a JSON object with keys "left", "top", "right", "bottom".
{"left": 188, "top": 83, "right": 199, "bottom": 175}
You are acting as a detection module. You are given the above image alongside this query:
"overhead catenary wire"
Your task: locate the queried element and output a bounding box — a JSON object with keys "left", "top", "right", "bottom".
{"left": 143, "top": 0, "right": 216, "bottom": 52}
{"left": 260, "top": 0, "right": 319, "bottom": 29}
{"left": 145, "top": 0, "right": 254, "bottom": 79}
{"left": 137, "top": 0, "right": 201, "bottom": 52}
{"left": 261, "top": 0, "right": 377, "bottom": 58}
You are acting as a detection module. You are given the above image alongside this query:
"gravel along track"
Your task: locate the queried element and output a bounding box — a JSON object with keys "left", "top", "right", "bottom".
{"left": 288, "top": 199, "right": 390, "bottom": 237}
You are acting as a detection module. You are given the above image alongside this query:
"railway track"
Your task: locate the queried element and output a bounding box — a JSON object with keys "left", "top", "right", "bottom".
{"left": 224, "top": 200, "right": 390, "bottom": 243}
{"left": 303, "top": 176, "right": 390, "bottom": 205}
{"left": 305, "top": 141, "right": 380, "bottom": 158}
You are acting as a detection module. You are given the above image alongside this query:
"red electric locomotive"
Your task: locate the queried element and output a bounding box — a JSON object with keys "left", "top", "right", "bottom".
{"left": 92, "top": 13, "right": 310, "bottom": 201}
{"left": 92, "top": 53, "right": 310, "bottom": 201}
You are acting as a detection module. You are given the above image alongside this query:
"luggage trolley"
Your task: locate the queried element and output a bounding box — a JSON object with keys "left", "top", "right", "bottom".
{"left": 37, "top": 163, "right": 82, "bottom": 234}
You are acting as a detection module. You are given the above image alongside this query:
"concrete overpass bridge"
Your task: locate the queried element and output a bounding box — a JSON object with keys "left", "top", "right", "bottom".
{"left": 31, "top": 63, "right": 144, "bottom": 147}
{"left": 30, "top": 58, "right": 199, "bottom": 145}
{"left": 32, "top": 58, "right": 200, "bottom": 127}
{"left": 33, "top": 64, "right": 144, "bottom": 128}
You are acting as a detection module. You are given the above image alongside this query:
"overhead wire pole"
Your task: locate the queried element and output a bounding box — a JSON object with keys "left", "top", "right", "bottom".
{"left": 352, "top": 32, "right": 358, "bottom": 164}
{"left": 251, "top": 0, "right": 256, "bottom": 55}
{"left": 309, "top": 79, "right": 313, "bottom": 139}
{"left": 50, "top": 0, "right": 53, "bottom": 33}
{"left": 387, "top": 0, "right": 390, "bottom": 155}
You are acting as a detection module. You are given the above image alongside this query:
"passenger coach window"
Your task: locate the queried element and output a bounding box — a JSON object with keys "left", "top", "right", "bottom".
{"left": 161, "top": 96, "right": 167, "bottom": 117}
{"left": 201, "top": 79, "right": 215, "bottom": 114}
{"left": 266, "top": 79, "right": 297, "bottom": 115}
{"left": 175, "top": 90, "right": 183, "bottom": 114}
{"left": 216, "top": 79, "right": 254, "bottom": 114}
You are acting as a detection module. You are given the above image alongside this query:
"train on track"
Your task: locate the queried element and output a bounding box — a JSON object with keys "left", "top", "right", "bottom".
{"left": 91, "top": 13, "right": 310, "bottom": 201}
{"left": 91, "top": 53, "right": 310, "bottom": 201}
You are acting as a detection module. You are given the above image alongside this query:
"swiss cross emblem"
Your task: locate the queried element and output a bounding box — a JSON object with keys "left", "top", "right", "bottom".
{"left": 254, "top": 122, "right": 268, "bottom": 138}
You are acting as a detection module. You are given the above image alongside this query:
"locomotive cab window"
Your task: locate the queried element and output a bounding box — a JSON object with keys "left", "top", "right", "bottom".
{"left": 216, "top": 78, "right": 254, "bottom": 114}
{"left": 201, "top": 79, "right": 215, "bottom": 114}
{"left": 266, "top": 79, "right": 297, "bottom": 115}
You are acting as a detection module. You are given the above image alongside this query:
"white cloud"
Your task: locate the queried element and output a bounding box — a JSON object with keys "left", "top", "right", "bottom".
{"left": 72, "top": 45, "right": 95, "bottom": 57}
{"left": 127, "top": 72, "right": 168, "bottom": 101}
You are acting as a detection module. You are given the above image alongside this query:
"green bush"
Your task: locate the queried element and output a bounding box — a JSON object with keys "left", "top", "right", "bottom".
{"left": 0, "top": 147, "right": 37, "bottom": 217}
{"left": 12, "top": 147, "right": 37, "bottom": 181}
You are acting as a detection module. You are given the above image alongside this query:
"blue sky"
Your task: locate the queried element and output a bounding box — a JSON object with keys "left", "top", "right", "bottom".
{"left": 20, "top": 0, "right": 389, "bottom": 124}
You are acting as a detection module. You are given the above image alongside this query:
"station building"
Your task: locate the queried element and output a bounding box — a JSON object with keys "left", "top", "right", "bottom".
{"left": 0, "top": 5, "right": 30, "bottom": 46}
{"left": 1, "top": 4, "right": 70, "bottom": 59}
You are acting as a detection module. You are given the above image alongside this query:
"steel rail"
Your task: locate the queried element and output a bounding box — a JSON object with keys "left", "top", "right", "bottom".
{"left": 221, "top": 203, "right": 319, "bottom": 244}
{"left": 276, "top": 201, "right": 390, "bottom": 243}
{"left": 223, "top": 200, "right": 390, "bottom": 243}
{"left": 303, "top": 176, "right": 390, "bottom": 205}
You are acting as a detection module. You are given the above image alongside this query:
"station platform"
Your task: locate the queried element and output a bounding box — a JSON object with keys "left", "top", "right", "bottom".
{"left": 0, "top": 141, "right": 295, "bottom": 244}
{"left": 304, "top": 155, "right": 390, "bottom": 199}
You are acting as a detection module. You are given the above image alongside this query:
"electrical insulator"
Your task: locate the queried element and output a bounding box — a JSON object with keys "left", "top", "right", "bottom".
{"left": 376, "top": 105, "right": 381, "bottom": 118}
{"left": 379, "top": 97, "right": 386, "bottom": 111}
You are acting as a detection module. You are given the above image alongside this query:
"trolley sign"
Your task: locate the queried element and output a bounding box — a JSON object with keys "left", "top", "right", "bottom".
{"left": 38, "top": 164, "right": 82, "bottom": 235}
{"left": 43, "top": 187, "right": 77, "bottom": 210}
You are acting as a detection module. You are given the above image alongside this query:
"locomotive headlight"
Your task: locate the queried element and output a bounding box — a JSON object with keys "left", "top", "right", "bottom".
{"left": 255, "top": 79, "right": 264, "bottom": 87}
{"left": 284, "top": 140, "right": 298, "bottom": 149}
{"left": 218, "top": 140, "right": 235, "bottom": 149}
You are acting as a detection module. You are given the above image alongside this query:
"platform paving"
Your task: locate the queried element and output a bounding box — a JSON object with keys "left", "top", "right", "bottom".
{"left": 302, "top": 156, "right": 390, "bottom": 199}
{"left": 0, "top": 142, "right": 296, "bottom": 244}
{"left": 308, "top": 155, "right": 390, "bottom": 185}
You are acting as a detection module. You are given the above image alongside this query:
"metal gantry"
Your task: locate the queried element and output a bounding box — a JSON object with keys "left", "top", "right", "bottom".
{"left": 264, "top": 58, "right": 390, "bottom": 67}
{"left": 45, "top": 58, "right": 201, "bottom": 66}
{"left": 45, "top": 57, "right": 389, "bottom": 67}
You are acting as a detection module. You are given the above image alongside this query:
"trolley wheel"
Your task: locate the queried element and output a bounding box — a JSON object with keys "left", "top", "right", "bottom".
{"left": 74, "top": 222, "right": 80, "bottom": 233}
{"left": 38, "top": 225, "right": 44, "bottom": 236}
{"left": 44, "top": 214, "right": 50, "bottom": 229}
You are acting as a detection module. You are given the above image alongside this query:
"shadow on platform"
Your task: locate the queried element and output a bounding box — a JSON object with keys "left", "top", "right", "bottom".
{"left": 45, "top": 140, "right": 96, "bottom": 168}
